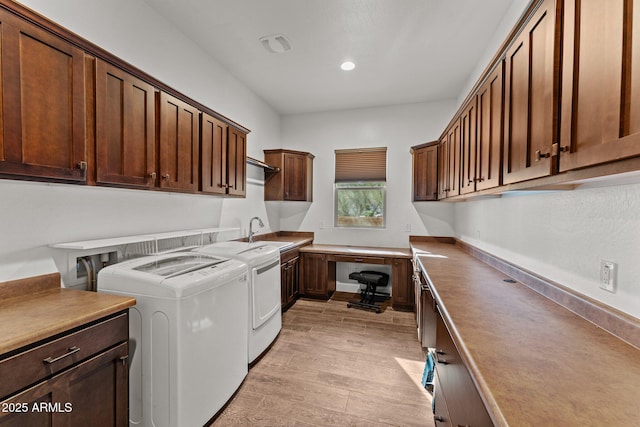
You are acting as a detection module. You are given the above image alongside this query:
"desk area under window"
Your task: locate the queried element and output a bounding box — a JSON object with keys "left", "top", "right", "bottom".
{"left": 298, "top": 244, "right": 414, "bottom": 311}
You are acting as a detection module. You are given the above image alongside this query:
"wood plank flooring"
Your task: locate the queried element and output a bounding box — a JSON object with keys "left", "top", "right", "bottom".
{"left": 211, "top": 293, "right": 433, "bottom": 426}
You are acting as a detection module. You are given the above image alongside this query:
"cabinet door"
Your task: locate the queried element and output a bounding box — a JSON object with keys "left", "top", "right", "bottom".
{"left": 559, "top": 0, "right": 640, "bottom": 171}
{"left": 282, "top": 255, "right": 300, "bottom": 308}
{"left": 158, "top": 92, "right": 199, "bottom": 191}
{"left": 446, "top": 121, "right": 461, "bottom": 197}
{"left": 476, "top": 62, "right": 504, "bottom": 191}
{"left": 460, "top": 98, "right": 478, "bottom": 195}
{"left": 391, "top": 258, "right": 413, "bottom": 311}
{"left": 301, "top": 253, "right": 335, "bottom": 298}
{"left": 413, "top": 144, "right": 438, "bottom": 201}
{"left": 283, "top": 153, "right": 306, "bottom": 200}
{"left": 0, "top": 343, "right": 128, "bottom": 427}
{"left": 227, "top": 127, "right": 247, "bottom": 197}
{"left": 435, "top": 313, "right": 492, "bottom": 427}
{"left": 437, "top": 135, "right": 449, "bottom": 199}
{"left": 0, "top": 11, "right": 86, "bottom": 182}
{"left": 503, "top": 0, "right": 558, "bottom": 184}
{"left": 201, "top": 113, "right": 228, "bottom": 194}
{"left": 96, "top": 60, "right": 156, "bottom": 188}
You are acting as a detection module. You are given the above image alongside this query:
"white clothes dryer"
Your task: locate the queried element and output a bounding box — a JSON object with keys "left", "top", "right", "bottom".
{"left": 193, "top": 241, "right": 281, "bottom": 363}
{"left": 97, "top": 252, "right": 248, "bottom": 427}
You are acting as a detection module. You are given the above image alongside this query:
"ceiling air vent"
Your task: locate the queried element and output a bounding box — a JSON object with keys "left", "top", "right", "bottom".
{"left": 259, "top": 34, "right": 293, "bottom": 54}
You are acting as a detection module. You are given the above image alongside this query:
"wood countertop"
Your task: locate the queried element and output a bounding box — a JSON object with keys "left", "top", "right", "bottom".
{"left": 300, "top": 244, "right": 412, "bottom": 258}
{"left": 0, "top": 273, "right": 136, "bottom": 356}
{"left": 412, "top": 240, "right": 640, "bottom": 426}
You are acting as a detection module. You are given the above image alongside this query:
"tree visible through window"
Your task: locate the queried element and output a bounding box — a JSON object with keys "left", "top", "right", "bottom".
{"left": 334, "top": 147, "right": 387, "bottom": 228}
{"left": 336, "top": 182, "right": 385, "bottom": 227}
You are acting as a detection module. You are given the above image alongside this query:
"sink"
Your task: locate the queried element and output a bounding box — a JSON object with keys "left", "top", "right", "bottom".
{"left": 251, "top": 240, "right": 294, "bottom": 249}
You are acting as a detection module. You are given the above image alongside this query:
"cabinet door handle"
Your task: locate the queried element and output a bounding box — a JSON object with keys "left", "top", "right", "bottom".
{"left": 76, "top": 161, "right": 87, "bottom": 172}
{"left": 162, "top": 174, "right": 170, "bottom": 180}
{"left": 43, "top": 346, "right": 80, "bottom": 364}
{"left": 535, "top": 150, "right": 550, "bottom": 161}
{"left": 149, "top": 172, "right": 157, "bottom": 180}
{"left": 120, "top": 355, "right": 128, "bottom": 367}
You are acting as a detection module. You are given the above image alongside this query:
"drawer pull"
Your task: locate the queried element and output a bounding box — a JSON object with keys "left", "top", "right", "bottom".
{"left": 43, "top": 346, "right": 80, "bottom": 364}
{"left": 437, "top": 359, "right": 449, "bottom": 365}
{"left": 354, "top": 258, "right": 364, "bottom": 262}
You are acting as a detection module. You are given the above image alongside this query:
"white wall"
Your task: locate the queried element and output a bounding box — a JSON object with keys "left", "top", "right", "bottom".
{"left": 455, "top": 184, "right": 640, "bottom": 319}
{"left": 1, "top": 0, "right": 280, "bottom": 285}
{"left": 450, "top": 0, "right": 640, "bottom": 319}
{"left": 281, "top": 101, "right": 457, "bottom": 248}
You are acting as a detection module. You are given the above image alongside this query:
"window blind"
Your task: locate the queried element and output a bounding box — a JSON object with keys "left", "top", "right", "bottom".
{"left": 334, "top": 147, "right": 387, "bottom": 182}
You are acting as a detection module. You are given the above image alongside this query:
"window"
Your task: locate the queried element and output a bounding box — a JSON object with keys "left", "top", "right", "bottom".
{"left": 334, "top": 147, "right": 387, "bottom": 228}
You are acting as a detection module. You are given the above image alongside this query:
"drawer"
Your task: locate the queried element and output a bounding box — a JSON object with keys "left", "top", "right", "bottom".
{"left": 332, "top": 255, "right": 386, "bottom": 264}
{"left": 280, "top": 247, "right": 300, "bottom": 264}
{"left": 0, "top": 312, "right": 128, "bottom": 400}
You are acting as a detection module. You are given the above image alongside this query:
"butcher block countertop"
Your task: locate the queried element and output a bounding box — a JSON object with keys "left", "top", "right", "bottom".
{"left": 412, "top": 240, "right": 640, "bottom": 426}
{"left": 0, "top": 273, "right": 135, "bottom": 356}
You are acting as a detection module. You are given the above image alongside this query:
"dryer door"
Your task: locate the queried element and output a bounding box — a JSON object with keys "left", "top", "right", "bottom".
{"left": 251, "top": 258, "right": 282, "bottom": 329}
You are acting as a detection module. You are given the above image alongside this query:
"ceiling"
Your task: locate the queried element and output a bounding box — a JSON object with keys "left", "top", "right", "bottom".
{"left": 142, "top": 0, "right": 516, "bottom": 115}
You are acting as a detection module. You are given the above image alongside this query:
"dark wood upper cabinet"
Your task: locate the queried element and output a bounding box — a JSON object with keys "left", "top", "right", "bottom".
{"left": 227, "top": 127, "right": 247, "bottom": 197}
{"left": 200, "top": 113, "right": 247, "bottom": 197}
{"left": 437, "top": 134, "right": 449, "bottom": 200}
{"left": 0, "top": 9, "right": 87, "bottom": 182}
{"left": 95, "top": 59, "right": 156, "bottom": 188}
{"left": 411, "top": 142, "right": 438, "bottom": 201}
{"left": 264, "top": 149, "right": 314, "bottom": 201}
{"left": 559, "top": 0, "right": 640, "bottom": 171}
{"left": 201, "top": 113, "right": 228, "bottom": 195}
{"left": 460, "top": 98, "right": 477, "bottom": 195}
{"left": 503, "top": 0, "right": 559, "bottom": 185}
{"left": 446, "top": 121, "right": 461, "bottom": 197}
{"left": 476, "top": 62, "right": 504, "bottom": 191}
{"left": 157, "top": 91, "right": 200, "bottom": 192}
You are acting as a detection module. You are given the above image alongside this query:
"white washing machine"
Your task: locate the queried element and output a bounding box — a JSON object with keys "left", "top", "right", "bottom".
{"left": 97, "top": 252, "right": 248, "bottom": 427}
{"left": 193, "top": 241, "right": 281, "bottom": 363}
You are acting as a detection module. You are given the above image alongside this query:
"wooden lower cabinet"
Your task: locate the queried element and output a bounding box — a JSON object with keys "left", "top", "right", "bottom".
{"left": 280, "top": 248, "right": 300, "bottom": 311}
{"left": 391, "top": 258, "right": 413, "bottom": 311}
{"left": 433, "top": 373, "right": 453, "bottom": 427}
{"left": 0, "top": 313, "right": 129, "bottom": 427}
{"left": 435, "top": 310, "right": 493, "bottom": 427}
{"left": 301, "top": 252, "right": 335, "bottom": 299}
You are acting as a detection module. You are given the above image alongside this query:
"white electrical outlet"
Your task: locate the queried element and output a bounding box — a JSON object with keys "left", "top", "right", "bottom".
{"left": 405, "top": 223, "right": 411, "bottom": 232}
{"left": 600, "top": 261, "right": 617, "bottom": 293}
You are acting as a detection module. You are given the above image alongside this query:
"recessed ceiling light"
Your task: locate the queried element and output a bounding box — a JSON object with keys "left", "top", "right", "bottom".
{"left": 340, "top": 61, "right": 356, "bottom": 71}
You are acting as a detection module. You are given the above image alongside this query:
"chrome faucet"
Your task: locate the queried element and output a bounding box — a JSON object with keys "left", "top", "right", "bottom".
{"left": 248, "top": 216, "right": 264, "bottom": 243}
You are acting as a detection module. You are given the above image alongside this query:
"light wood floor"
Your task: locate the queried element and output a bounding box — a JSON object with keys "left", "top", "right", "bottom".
{"left": 211, "top": 293, "right": 433, "bottom": 426}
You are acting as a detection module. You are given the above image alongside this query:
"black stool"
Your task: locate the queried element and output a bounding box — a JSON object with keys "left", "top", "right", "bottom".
{"left": 347, "top": 270, "right": 390, "bottom": 313}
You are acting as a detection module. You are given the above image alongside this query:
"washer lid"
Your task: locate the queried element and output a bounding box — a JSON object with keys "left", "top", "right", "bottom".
{"left": 133, "top": 254, "right": 225, "bottom": 278}
{"left": 98, "top": 253, "right": 248, "bottom": 299}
